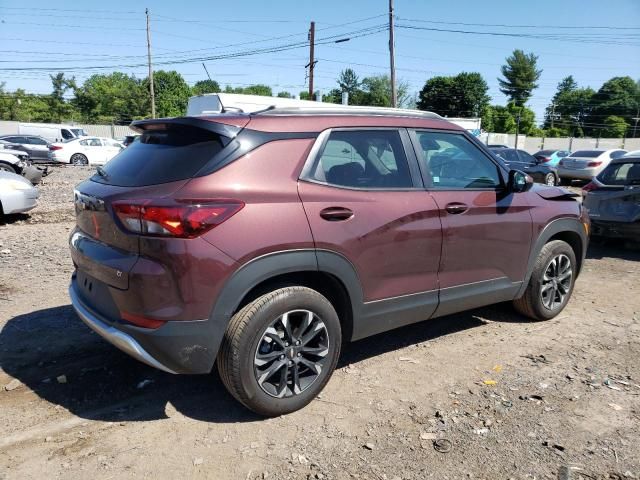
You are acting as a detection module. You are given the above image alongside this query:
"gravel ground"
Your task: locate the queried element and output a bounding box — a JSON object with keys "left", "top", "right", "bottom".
{"left": 0, "top": 166, "right": 639, "bottom": 480}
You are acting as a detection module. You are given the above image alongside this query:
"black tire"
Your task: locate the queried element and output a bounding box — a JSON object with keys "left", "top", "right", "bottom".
{"left": 544, "top": 173, "right": 556, "bottom": 186}
{"left": 70, "top": 153, "right": 88, "bottom": 166}
{"left": 513, "top": 240, "right": 577, "bottom": 321}
{"left": 218, "top": 286, "right": 342, "bottom": 416}
{"left": 0, "top": 162, "right": 17, "bottom": 174}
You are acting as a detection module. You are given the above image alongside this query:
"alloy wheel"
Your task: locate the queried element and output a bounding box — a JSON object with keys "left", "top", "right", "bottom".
{"left": 540, "top": 253, "right": 572, "bottom": 310}
{"left": 254, "top": 309, "right": 329, "bottom": 398}
{"left": 545, "top": 174, "right": 556, "bottom": 186}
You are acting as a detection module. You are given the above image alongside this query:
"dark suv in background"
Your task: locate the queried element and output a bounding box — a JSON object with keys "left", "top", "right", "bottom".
{"left": 69, "top": 108, "right": 589, "bottom": 416}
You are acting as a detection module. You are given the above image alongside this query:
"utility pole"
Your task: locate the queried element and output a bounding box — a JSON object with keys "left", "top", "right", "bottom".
{"left": 146, "top": 8, "right": 156, "bottom": 118}
{"left": 388, "top": 0, "right": 397, "bottom": 108}
{"left": 308, "top": 21, "right": 315, "bottom": 100}
{"left": 550, "top": 101, "right": 556, "bottom": 129}
{"left": 515, "top": 109, "right": 522, "bottom": 150}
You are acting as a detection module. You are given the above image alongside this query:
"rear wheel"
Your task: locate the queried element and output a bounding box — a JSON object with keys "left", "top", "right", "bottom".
{"left": 218, "top": 287, "right": 341, "bottom": 416}
{"left": 513, "top": 240, "right": 576, "bottom": 320}
{"left": 544, "top": 173, "right": 556, "bottom": 186}
{"left": 0, "top": 162, "right": 16, "bottom": 174}
{"left": 70, "top": 153, "right": 88, "bottom": 166}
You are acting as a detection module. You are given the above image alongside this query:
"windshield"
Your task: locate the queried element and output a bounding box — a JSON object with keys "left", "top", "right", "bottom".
{"left": 597, "top": 162, "right": 640, "bottom": 185}
{"left": 535, "top": 150, "right": 554, "bottom": 156}
{"left": 569, "top": 151, "right": 602, "bottom": 158}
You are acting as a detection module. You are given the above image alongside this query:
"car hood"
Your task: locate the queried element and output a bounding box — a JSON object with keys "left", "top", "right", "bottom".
{"left": 532, "top": 185, "right": 580, "bottom": 201}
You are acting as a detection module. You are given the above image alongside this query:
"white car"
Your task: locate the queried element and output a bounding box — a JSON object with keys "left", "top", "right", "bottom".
{"left": 0, "top": 170, "right": 39, "bottom": 216}
{"left": 48, "top": 137, "right": 124, "bottom": 165}
{"left": 557, "top": 149, "right": 627, "bottom": 183}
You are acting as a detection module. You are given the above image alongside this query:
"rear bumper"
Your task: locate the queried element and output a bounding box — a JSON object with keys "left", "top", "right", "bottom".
{"left": 557, "top": 167, "right": 598, "bottom": 180}
{"left": 591, "top": 220, "right": 640, "bottom": 240}
{"left": 70, "top": 284, "right": 178, "bottom": 374}
{"left": 69, "top": 275, "right": 221, "bottom": 374}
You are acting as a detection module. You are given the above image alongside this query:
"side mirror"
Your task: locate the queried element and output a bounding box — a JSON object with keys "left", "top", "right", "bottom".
{"left": 508, "top": 169, "right": 533, "bottom": 193}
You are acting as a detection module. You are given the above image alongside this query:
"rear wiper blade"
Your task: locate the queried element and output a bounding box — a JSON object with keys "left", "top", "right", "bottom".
{"left": 96, "top": 166, "right": 109, "bottom": 179}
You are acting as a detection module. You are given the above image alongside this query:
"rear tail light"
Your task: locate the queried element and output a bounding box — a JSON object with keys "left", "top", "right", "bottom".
{"left": 587, "top": 161, "right": 602, "bottom": 167}
{"left": 539, "top": 157, "right": 551, "bottom": 163}
{"left": 113, "top": 199, "right": 244, "bottom": 238}
{"left": 49, "top": 145, "right": 63, "bottom": 151}
{"left": 582, "top": 181, "right": 599, "bottom": 193}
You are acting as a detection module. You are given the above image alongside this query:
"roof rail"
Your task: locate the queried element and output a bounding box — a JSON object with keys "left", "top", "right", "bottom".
{"left": 186, "top": 93, "right": 442, "bottom": 120}
{"left": 253, "top": 105, "right": 442, "bottom": 119}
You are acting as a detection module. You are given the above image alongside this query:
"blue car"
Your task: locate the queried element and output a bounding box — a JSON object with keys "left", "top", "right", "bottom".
{"left": 533, "top": 149, "right": 571, "bottom": 167}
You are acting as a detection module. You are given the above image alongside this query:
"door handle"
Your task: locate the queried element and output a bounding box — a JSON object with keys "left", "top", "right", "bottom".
{"left": 445, "top": 203, "right": 468, "bottom": 215}
{"left": 320, "top": 207, "right": 353, "bottom": 221}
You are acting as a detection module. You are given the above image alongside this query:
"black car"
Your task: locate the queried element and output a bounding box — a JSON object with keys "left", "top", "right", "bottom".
{"left": 582, "top": 154, "right": 640, "bottom": 240}
{"left": 0, "top": 135, "right": 51, "bottom": 163}
{"left": 489, "top": 147, "right": 559, "bottom": 186}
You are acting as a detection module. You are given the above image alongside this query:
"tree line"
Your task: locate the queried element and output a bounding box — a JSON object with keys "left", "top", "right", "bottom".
{"left": 0, "top": 48, "right": 638, "bottom": 138}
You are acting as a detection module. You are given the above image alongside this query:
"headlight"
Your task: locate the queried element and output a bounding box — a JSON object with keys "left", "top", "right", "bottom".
{"left": 1, "top": 179, "right": 32, "bottom": 191}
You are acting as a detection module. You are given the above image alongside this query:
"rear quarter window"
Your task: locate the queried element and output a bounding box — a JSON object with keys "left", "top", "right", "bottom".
{"left": 92, "top": 125, "right": 226, "bottom": 187}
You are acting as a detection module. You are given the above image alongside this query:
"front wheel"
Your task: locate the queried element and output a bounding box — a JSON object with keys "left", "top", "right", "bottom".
{"left": 218, "top": 287, "right": 342, "bottom": 416}
{"left": 513, "top": 240, "right": 577, "bottom": 320}
{"left": 544, "top": 173, "right": 556, "bottom": 186}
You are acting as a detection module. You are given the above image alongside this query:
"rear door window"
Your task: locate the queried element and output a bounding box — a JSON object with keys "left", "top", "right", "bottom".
{"left": 92, "top": 125, "right": 227, "bottom": 187}
{"left": 307, "top": 130, "right": 413, "bottom": 189}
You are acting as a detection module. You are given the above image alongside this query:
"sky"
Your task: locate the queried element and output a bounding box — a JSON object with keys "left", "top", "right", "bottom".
{"left": 0, "top": 0, "right": 639, "bottom": 124}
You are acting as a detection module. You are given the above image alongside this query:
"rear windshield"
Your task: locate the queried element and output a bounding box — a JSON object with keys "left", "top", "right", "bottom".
{"left": 597, "top": 162, "right": 640, "bottom": 185}
{"left": 569, "top": 151, "right": 601, "bottom": 158}
{"left": 535, "top": 150, "right": 553, "bottom": 156}
{"left": 91, "top": 126, "right": 226, "bottom": 187}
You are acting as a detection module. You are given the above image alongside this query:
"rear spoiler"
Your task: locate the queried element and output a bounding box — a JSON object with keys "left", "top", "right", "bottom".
{"left": 130, "top": 116, "right": 246, "bottom": 139}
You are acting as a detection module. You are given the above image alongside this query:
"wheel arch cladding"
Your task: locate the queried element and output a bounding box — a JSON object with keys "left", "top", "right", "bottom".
{"left": 516, "top": 217, "right": 587, "bottom": 298}
{"left": 207, "top": 249, "right": 362, "bottom": 370}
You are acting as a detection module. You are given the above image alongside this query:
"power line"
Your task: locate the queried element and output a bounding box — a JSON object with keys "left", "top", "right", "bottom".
{"left": 397, "top": 17, "right": 640, "bottom": 31}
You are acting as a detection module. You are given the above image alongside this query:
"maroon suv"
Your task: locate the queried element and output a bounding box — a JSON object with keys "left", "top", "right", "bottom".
{"left": 69, "top": 108, "right": 589, "bottom": 416}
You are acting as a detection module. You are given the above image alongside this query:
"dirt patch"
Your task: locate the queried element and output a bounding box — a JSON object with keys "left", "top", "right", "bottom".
{"left": 0, "top": 166, "right": 638, "bottom": 479}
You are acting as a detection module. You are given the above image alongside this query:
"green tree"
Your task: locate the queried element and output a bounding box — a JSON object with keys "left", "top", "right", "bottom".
{"left": 544, "top": 76, "right": 595, "bottom": 137}
{"left": 48, "top": 72, "right": 77, "bottom": 122}
{"left": 601, "top": 115, "right": 629, "bottom": 138}
{"left": 191, "top": 79, "right": 221, "bottom": 96}
{"left": 590, "top": 76, "right": 639, "bottom": 136}
{"left": 485, "top": 103, "right": 537, "bottom": 134}
{"left": 337, "top": 68, "right": 360, "bottom": 95}
{"left": 277, "top": 91, "right": 292, "bottom": 98}
{"left": 417, "top": 72, "right": 490, "bottom": 117}
{"left": 144, "top": 70, "right": 191, "bottom": 118}
{"left": 74, "top": 72, "right": 147, "bottom": 124}
{"left": 498, "top": 50, "right": 542, "bottom": 106}
{"left": 354, "top": 75, "right": 410, "bottom": 108}
{"left": 224, "top": 84, "right": 272, "bottom": 96}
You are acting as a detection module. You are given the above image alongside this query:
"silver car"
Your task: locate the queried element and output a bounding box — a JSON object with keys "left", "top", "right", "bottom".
{"left": 0, "top": 170, "right": 39, "bottom": 216}
{"left": 558, "top": 149, "right": 627, "bottom": 183}
{"left": 582, "top": 155, "right": 640, "bottom": 240}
